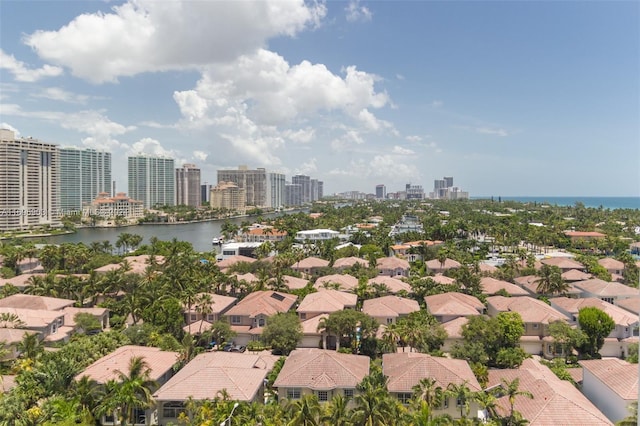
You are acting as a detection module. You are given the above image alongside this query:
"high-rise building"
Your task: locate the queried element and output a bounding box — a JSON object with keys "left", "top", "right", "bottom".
{"left": 0, "top": 129, "right": 60, "bottom": 231}
{"left": 310, "top": 179, "right": 318, "bottom": 202}
{"left": 375, "top": 184, "right": 386, "bottom": 199}
{"left": 210, "top": 181, "right": 246, "bottom": 213}
{"left": 285, "top": 183, "right": 303, "bottom": 206}
{"left": 175, "top": 163, "right": 201, "bottom": 207}
{"left": 292, "top": 175, "right": 311, "bottom": 203}
{"left": 59, "top": 147, "right": 111, "bottom": 213}
{"left": 444, "top": 176, "right": 454, "bottom": 188}
{"left": 406, "top": 184, "right": 425, "bottom": 200}
{"left": 201, "top": 183, "right": 212, "bottom": 204}
{"left": 430, "top": 176, "right": 469, "bottom": 199}
{"left": 317, "top": 181, "right": 323, "bottom": 200}
{"left": 128, "top": 155, "right": 175, "bottom": 209}
{"left": 266, "top": 172, "right": 285, "bottom": 209}
{"left": 217, "top": 166, "right": 267, "bottom": 207}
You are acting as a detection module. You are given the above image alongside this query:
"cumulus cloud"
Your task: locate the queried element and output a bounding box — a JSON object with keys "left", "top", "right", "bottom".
{"left": 405, "top": 135, "right": 422, "bottom": 142}
{"left": 32, "top": 87, "right": 89, "bottom": 104}
{"left": 0, "top": 49, "right": 63, "bottom": 82}
{"left": 345, "top": 0, "right": 372, "bottom": 22}
{"left": 129, "top": 137, "right": 176, "bottom": 157}
{"left": 295, "top": 158, "right": 318, "bottom": 175}
{"left": 0, "top": 123, "right": 20, "bottom": 135}
{"left": 392, "top": 145, "right": 415, "bottom": 155}
{"left": 193, "top": 150, "right": 208, "bottom": 162}
{"left": 24, "top": 0, "right": 327, "bottom": 83}
{"left": 476, "top": 127, "right": 509, "bottom": 137}
{"left": 329, "top": 155, "right": 419, "bottom": 181}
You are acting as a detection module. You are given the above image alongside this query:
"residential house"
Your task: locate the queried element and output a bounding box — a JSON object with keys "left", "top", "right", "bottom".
{"left": 572, "top": 278, "right": 640, "bottom": 304}
{"left": 314, "top": 274, "right": 359, "bottom": 292}
{"left": 154, "top": 352, "right": 275, "bottom": 425}
{"left": 478, "top": 263, "right": 498, "bottom": 274}
{"left": 383, "top": 352, "right": 482, "bottom": 419}
{"left": 561, "top": 269, "right": 593, "bottom": 282}
{"left": 540, "top": 257, "right": 585, "bottom": 273}
{"left": 273, "top": 349, "right": 369, "bottom": 405}
{"left": 297, "top": 290, "right": 357, "bottom": 320}
{"left": 388, "top": 240, "right": 442, "bottom": 262}
{"left": 424, "top": 292, "right": 484, "bottom": 323}
{"left": 425, "top": 258, "right": 461, "bottom": 274}
{"left": 332, "top": 256, "right": 369, "bottom": 270}
{"left": 290, "top": 257, "right": 330, "bottom": 277}
{"left": 362, "top": 296, "right": 420, "bottom": 326}
{"left": 238, "top": 226, "right": 287, "bottom": 243}
{"left": 597, "top": 258, "right": 625, "bottom": 282}
{"left": 367, "top": 276, "right": 412, "bottom": 295}
{"left": 281, "top": 275, "right": 309, "bottom": 291}
{"left": 294, "top": 229, "right": 340, "bottom": 242}
{"left": 550, "top": 297, "right": 638, "bottom": 357}
{"left": 223, "top": 291, "right": 297, "bottom": 345}
{"left": 487, "top": 358, "right": 612, "bottom": 425}
{"left": 94, "top": 255, "right": 165, "bottom": 275}
{"left": 300, "top": 313, "right": 329, "bottom": 349}
{"left": 183, "top": 293, "right": 238, "bottom": 331}
{"left": 441, "top": 317, "right": 468, "bottom": 353}
{"left": 76, "top": 345, "right": 179, "bottom": 426}
{"left": 514, "top": 275, "right": 581, "bottom": 298}
{"left": 216, "top": 255, "right": 256, "bottom": 271}
{"left": 564, "top": 231, "right": 606, "bottom": 243}
{"left": 62, "top": 306, "right": 110, "bottom": 331}
{"left": 430, "top": 274, "right": 456, "bottom": 285}
{"left": 480, "top": 277, "right": 529, "bottom": 297}
{"left": 617, "top": 296, "right": 640, "bottom": 316}
{"left": 0, "top": 329, "right": 39, "bottom": 360}
{"left": 376, "top": 257, "right": 410, "bottom": 277}
{"left": 486, "top": 296, "right": 568, "bottom": 357}
{"left": 580, "top": 358, "right": 637, "bottom": 424}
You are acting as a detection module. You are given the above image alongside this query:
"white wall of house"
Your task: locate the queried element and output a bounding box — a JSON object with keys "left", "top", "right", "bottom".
{"left": 581, "top": 368, "right": 632, "bottom": 423}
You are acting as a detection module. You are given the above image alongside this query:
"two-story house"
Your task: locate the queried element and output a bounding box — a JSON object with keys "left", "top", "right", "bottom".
{"left": 361, "top": 295, "right": 420, "bottom": 326}
{"left": 424, "top": 292, "right": 484, "bottom": 323}
{"left": 376, "top": 257, "right": 410, "bottom": 277}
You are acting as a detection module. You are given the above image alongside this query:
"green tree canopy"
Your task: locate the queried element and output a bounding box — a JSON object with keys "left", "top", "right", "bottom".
{"left": 261, "top": 312, "right": 303, "bottom": 355}
{"left": 578, "top": 306, "right": 615, "bottom": 358}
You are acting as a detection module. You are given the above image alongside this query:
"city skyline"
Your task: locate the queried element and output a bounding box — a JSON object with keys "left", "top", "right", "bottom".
{"left": 0, "top": 1, "right": 638, "bottom": 197}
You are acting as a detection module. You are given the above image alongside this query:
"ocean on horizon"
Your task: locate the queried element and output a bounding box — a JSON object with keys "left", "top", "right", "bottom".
{"left": 471, "top": 196, "right": 640, "bottom": 210}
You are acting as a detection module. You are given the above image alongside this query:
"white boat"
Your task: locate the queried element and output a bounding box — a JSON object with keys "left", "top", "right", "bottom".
{"left": 212, "top": 237, "right": 221, "bottom": 245}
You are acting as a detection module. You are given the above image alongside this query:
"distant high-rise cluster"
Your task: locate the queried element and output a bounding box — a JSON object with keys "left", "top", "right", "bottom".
{"left": 287, "top": 174, "right": 323, "bottom": 206}
{"left": 375, "top": 184, "right": 386, "bottom": 199}
{"left": 175, "top": 163, "right": 201, "bottom": 208}
{"left": 430, "top": 176, "right": 469, "bottom": 200}
{"left": 59, "top": 147, "right": 111, "bottom": 213}
{"left": 128, "top": 155, "right": 176, "bottom": 209}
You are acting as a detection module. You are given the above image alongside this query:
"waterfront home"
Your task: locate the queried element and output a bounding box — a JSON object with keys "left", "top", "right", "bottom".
{"left": 76, "top": 345, "right": 179, "bottom": 426}
{"left": 223, "top": 290, "right": 297, "bottom": 346}
{"left": 332, "top": 256, "right": 369, "bottom": 270}
{"left": 273, "top": 349, "right": 369, "bottom": 406}
{"left": 294, "top": 229, "right": 340, "bottom": 242}
{"left": 486, "top": 296, "right": 567, "bottom": 357}
{"left": 425, "top": 258, "right": 461, "bottom": 274}
{"left": 487, "top": 358, "right": 612, "bottom": 425}
{"left": 376, "top": 256, "right": 410, "bottom": 277}
{"left": 154, "top": 351, "right": 275, "bottom": 424}
{"left": 383, "top": 352, "right": 481, "bottom": 419}
{"left": 314, "top": 274, "right": 359, "bottom": 292}
{"left": 424, "top": 292, "right": 484, "bottom": 323}
{"left": 580, "top": 358, "right": 638, "bottom": 424}
{"left": 297, "top": 290, "right": 357, "bottom": 320}
{"left": 361, "top": 296, "right": 420, "bottom": 326}
{"left": 238, "top": 226, "right": 287, "bottom": 243}
{"left": 550, "top": 297, "right": 638, "bottom": 357}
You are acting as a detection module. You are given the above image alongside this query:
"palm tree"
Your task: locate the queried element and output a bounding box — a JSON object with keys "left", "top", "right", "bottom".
{"left": 351, "top": 374, "right": 393, "bottom": 426}
{"left": 535, "top": 264, "right": 568, "bottom": 295}
{"left": 501, "top": 377, "right": 533, "bottom": 422}
{"left": 17, "top": 332, "right": 43, "bottom": 361}
{"left": 109, "top": 356, "right": 157, "bottom": 426}
{"left": 446, "top": 381, "right": 475, "bottom": 419}
{"left": 412, "top": 378, "right": 444, "bottom": 415}
{"left": 474, "top": 390, "right": 499, "bottom": 421}
{"left": 322, "top": 394, "right": 351, "bottom": 426}
{"left": 286, "top": 394, "right": 321, "bottom": 426}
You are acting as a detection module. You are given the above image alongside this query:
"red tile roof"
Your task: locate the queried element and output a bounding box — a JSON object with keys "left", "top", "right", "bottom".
{"left": 580, "top": 358, "right": 638, "bottom": 400}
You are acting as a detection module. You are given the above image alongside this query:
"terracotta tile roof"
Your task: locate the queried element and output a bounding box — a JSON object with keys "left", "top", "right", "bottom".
{"left": 300, "top": 313, "right": 328, "bottom": 335}
{"left": 94, "top": 255, "right": 164, "bottom": 275}
{"left": 580, "top": 358, "right": 638, "bottom": 400}
{"left": 1, "top": 375, "right": 16, "bottom": 393}
{"left": 550, "top": 297, "right": 637, "bottom": 326}
{"left": 273, "top": 349, "right": 369, "bottom": 390}
{"left": 486, "top": 296, "right": 566, "bottom": 324}
{"left": 62, "top": 306, "right": 108, "bottom": 326}
{"left": 224, "top": 291, "right": 297, "bottom": 318}
{"left": 76, "top": 345, "right": 178, "bottom": 384}
{"left": 314, "top": 274, "right": 359, "bottom": 291}
{"left": 597, "top": 257, "right": 625, "bottom": 270}
{"left": 185, "top": 293, "right": 238, "bottom": 315}
{"left": 572, "top": 279, "right": 640, "bottom": 298}
{"left": 362, "top": 296, "right": 420, "bottom": 318}
{"left": 281, "top": 275, "right": 309, "bottom": 290}
{"left": 376, "top": 257, "right": 410, "bottom": 270}
{"left": 0, "top": 307, "right": 64, "bottom": 328}
{"left": 183, "top": 319, "right": 212, "bottom": 334}
{"left": 368, "top": 276, "right": 412, "bottom": 294}
{"left": 383, "top": 352, "right": 481, "bottom": 393}
{"left": 561, "top": 269, "right": 592, "bottom": 281}
{"left": 441, "top": 317, "right": 468, "bottom": 339}
{"left": 564, "top": 231, "right": 606, "bottom": 238}
{"left": 424, "top": 292, "right": 484, "bottom": 318}
{"left": 617, "top": 296, "right": 640, "bottom": 315}
{"left": 217, "top": 255, "right": 257, "bottom": 269}
{"left": 425, "top": 258, "right": 462, "bottom": 270}
{"left": 234, "top": 272, "right": 259, "bottom": 283}
{"left": 292, "top": 257, "right": 330, "bottom": 269}
{"left": 297, "top": 290, "right": 357, "bottom": 314}
{"left": 246, "top": 227, "right": 287, "bottom": 236}
{"left": 0, "top": 328, "right": 38, "bottom": 345}
{"left": 0, "top": 294, "right": 74, "bottom": 311}
{"left": 487, "top": 358, "right": 612, "bottom": 425}
{"left": 0, "top": 273, "right": 47, "bottom": 288}
{"left": 514, "top": 275, "right": 581, "bottom": 296}
{"left": 478, "top": 263, "right": 498, "bottom": 273}
{"left": 480, "top": 277, "right": 530, "bottom": 296}
{"left": 430, "top": 274, "right": 456, "bottom": 285}
{"left": 333, "top": 256, "right": 369, "bottom": 269}
{"left": 540, "top": 257, "right": 585, "bottom": 270}
{"left": 153, "top": 352, "right": 269, "bottom": 402}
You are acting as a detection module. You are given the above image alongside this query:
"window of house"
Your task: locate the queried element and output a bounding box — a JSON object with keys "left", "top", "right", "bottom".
{"left": 344, "top": 389, "right": 354, "bottom": 399}
{"left": 51, "top": 322, "right": 58, "bottom": 334}
{"left": 207, "top": 314, "right": 215, "bottom": 322}
{"left": 602, "top": 297, "right": 614, "bottom": 304}
{"left": 57, "top": 318, "right": 63, "bottom": 326}
{"left": 190, "top": 313, "right": 197, "bottom": 321}
{"left": 456, "top": 397, "right": 464, "bottom": 407}
{"left": 397, "top": 393, "right": 412, "bottom": 404}
{"left": 532, "top": 323, "right": 539, "bottom": 329}
{"left": 437, "top": 398, "right": 449, "bottom": 409}
{"left": 317, "top": 391, "right": 329, "bottom": 402}
{"left": 300, "top": 313, "right": 307, "bottom": 320}
{"left": 258, "top": 318, "right": 266, "bottom": 327}
{"left": 231, "top": 316, "right": 241, "bottom": 324}
{"left": 162, "top": 402, "right": 185, "bottom": 419}
{"left": 287, "top": 388, "right": 301, "bottom": 400}
{"left": 386, "top": 318, "right": 394, "bottom": 325}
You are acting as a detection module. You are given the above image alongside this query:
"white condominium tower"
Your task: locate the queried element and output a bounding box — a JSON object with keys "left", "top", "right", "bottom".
{"left": 59, "top": 147, "right": 111, "bottom": 213}
{"left": 128, "top": 155, "right": 175, "bottom": 209}
{"left": 0, "top": 129, "right": 60, "bottom": 231}
{"left": 175, "top": 163, "right": 201, "bottom": 207}
{"left": 266, "top": 172, "right": 286, "bottom": 209}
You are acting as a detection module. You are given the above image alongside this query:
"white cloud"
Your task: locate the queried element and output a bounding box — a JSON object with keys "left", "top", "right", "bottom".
{"left": 295, "top": 158, "right": 318, "bottom": 175}
{"left": 283, "top": 127, "right": 315, "bottom": 144}
{"left": 32, "top": 87, "right": 89, "bottom": 104}
{"left": 392, "top": 145, "right": 415, "bottom": 155}
{"left": 476, "top": 127, "right": 509, "bottom": 137}
{"left": 431, "top": 100, "right": 443, "bottom": 108}
{"left": 193, "top": 150, "right": 208, "bottom": 162}
{"left": 129, "top": 137, "right": 179, "bottom": 158}
{"left": 24, "top": 0, "right": 327, "bottom": 83}
{"left": 0, "top": 49, "right": 63, "bottom": 82}
{"left": 0, "top": 123, "right": 20, "bottom": 136}
{"left": 405, "top": 135, "right": 422, "bottom": 142}
{"left": 396, "top": 74, "right": 405, "bottom": 81}
{"left": 345, "top": 0, "right": 373, "bottom": 22}
{"left": 329, "top": 155, "right": 419, "bottom": 182}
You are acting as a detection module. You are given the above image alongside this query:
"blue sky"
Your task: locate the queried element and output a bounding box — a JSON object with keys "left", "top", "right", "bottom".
{"left": 1, "top": 0, "right": 638, "bottom": 197}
